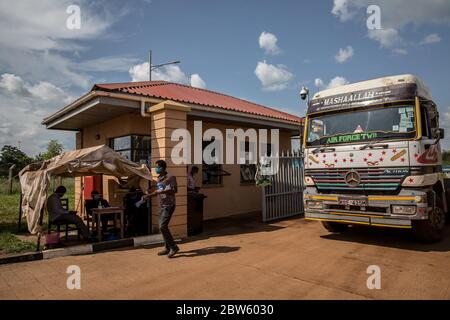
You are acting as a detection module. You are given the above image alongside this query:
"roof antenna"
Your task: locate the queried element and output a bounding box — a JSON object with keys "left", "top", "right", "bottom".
{"left": 148, "top": 49, "right": 181, "bottom": 82}
{"left": 148, "top": 50, "right": 152, "bottom": 81}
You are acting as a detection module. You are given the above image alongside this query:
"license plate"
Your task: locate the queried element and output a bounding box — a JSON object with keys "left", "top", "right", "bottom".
{"left": 339, "top": 197, "right": 367, "bottom": 206}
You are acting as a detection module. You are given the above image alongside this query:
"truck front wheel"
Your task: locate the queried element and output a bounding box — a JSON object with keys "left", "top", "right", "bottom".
{"left": 412, "top": 195, "right": 446, "bottom": 243}
{"left": 321, "top": 221, "right": 349, "bottom": 232}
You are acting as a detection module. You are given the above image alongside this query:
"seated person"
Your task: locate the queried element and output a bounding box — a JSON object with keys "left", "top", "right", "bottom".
{"left": 85, "top": 190, "right": 109, "bottom": 212}
{"left": 85, "top": 190, "right": 112, "bottom": 232}
{"left": 124, "top": 188, "right": 148, "bottom": 236}
{"left": 187, "top": 166, "right": 200, "bottom": 192}
{"left": 47, "top": 186, "right": 93, "bottom": 241}
{"left": 308, "top": 120, "right": 324, "bottom": 142}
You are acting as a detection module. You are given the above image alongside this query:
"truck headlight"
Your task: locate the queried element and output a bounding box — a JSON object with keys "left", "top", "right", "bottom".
{"left": 391, "top": 205, "right": 416, "bottom": 215}
{"left": 304, "top": 176, "right": 315, "bottom": 186}
{"left": 306, "top": 200, "right": 323, "bottom": 209}
{"left": 414, "top": 195, "right": 427, "bottom": 203}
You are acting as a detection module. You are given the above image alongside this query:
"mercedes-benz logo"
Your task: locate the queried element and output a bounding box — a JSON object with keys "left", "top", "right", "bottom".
{"left": 345, "top": 170, "right": 361, "bottom": 187}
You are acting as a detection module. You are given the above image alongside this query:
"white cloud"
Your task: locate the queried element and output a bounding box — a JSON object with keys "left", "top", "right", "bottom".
{"left": 314, "top": 76, "right": 349, "bottom": 90}
{"left": 0, "top": 73, "right": 74, "bottom": 104}
{"left": 129, "top": 62, "right": 150, "bottom": 82}
{"left": 190, "top": 74, "right": 206, "bottom": 89}
{"left": 335, "top": 45, "right": 354, "bottom": 63}
{"left": 28, "top": 82, "right": 74, "bottom": 104}
{"left": 0, "top": 1, "right": 120, "bottom": 52}
{"left": 254, "top": 60, "right": 294, "bottom": 91}
{"left": 420, "top": 33, "right": 442, "bottom": 45}
{"left": 332, "top": 0, "right": 450, "bottom": 29}
{"left": 153, "top": 65, "right": 187, "bottom": 83}
{"left": 332, "top": 0, "right": 450, "bottom": 53}
{"left": 0, "top": 73, "right": 75, "bottom": 155}
{"left": 0, "top": 99, "right": 75, "bottom": 157}
{"left": 0, "top": 1, "right": 130, "bottom": 89}
{"left": 393, "top": 48, "right": 408, "bottom": 55}
{"left": 0, "top": 1, "right": 134, "bottom": 155}
{"left": 0, "top": 73, "right": 30, "bottom": 96}
{"left": 129, "top": 62, "right": 205, "bottom": 86}
{"left": 368, "top": 28, "right": 403, "bottom": 49}
{"left": 331, "top": 0, "right": 354, "bottom": 22}
{"left": 327, "top": 76, "right": 350, "bottom": 89}
{"left": 0, "top": 49, "right": 92, "bottom": 89}
{"left": 314, "top": 78, "right": 324, "bottom": 89}
{"left": 258, "top": 32, "right": 282, "bottom": 55}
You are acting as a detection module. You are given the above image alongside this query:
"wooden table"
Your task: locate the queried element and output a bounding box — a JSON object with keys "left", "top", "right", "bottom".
{"left": 91, "top": 207, "right": 124, "bottom": 242}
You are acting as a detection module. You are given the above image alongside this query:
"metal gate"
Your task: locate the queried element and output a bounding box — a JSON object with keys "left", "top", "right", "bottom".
{"left": 262, "top": 151, "right": 304, "bottom": 222}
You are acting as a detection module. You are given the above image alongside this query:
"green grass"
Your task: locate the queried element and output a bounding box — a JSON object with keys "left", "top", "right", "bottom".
{"left": 0, "top": 177, "right": 75, "bottom": 254}
{"left": 0, "top": 232, "right": 36, "bottom": 254}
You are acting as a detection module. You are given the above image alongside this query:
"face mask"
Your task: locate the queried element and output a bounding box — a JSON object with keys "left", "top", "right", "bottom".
{"left": 155, "top": 167, "right": 163, "bottom": 174}
{"left": 93, "top": 195, "right": 100, "bottom": 200}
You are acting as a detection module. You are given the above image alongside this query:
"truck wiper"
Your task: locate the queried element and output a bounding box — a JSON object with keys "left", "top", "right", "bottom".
{"left": 359, "top": 141, "right": 389, "bottom": 150}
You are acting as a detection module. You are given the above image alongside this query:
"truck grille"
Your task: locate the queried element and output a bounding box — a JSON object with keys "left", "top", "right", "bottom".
{"left": 306, "top": 167, "right": 409, "bottom": 194}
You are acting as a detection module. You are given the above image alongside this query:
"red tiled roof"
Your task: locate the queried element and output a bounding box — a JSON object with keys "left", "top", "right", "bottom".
{"left": 91, "top": 81, "right": 303, "bottom": 124}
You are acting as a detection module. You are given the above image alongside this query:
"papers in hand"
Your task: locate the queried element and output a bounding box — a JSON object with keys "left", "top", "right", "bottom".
{"left": 135, "top": 199, "right": 146, "bottom": 208}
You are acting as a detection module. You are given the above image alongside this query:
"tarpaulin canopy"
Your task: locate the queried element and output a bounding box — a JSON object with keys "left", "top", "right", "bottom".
{"left": 19, "top": 145, "right": 152, "bottom": 234}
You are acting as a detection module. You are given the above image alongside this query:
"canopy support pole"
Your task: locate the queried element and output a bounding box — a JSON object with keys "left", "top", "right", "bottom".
{"left": 36, "top": 206, "right": 45, "bottom": 252}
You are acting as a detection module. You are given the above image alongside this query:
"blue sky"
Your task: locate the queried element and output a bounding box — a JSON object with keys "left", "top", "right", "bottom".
{"left": 1, "top": 0, "right": 450, "bottom": 155}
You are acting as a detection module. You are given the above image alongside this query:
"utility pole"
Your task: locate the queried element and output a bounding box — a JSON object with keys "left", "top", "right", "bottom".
{"left": 148, "top": 49, "right": 181, "bottom": 82}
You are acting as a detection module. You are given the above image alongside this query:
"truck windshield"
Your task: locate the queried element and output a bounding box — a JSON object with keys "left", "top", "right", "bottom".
{"left": 306, "top": 105, "right": 416, "bottom": 146}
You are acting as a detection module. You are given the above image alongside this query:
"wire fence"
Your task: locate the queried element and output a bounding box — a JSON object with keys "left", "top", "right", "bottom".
{"left": 0, "top": 177, "right": 75, "bottom": 195}
{"left": 0, "top": 177, "right": 21, "bottom": 194}
{"left": 0, "top": 177, "right": 76, "bottom": 231}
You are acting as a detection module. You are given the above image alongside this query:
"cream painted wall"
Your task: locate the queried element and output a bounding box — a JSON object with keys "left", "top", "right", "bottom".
{"left": 77, "top": 113, "right": 151, "bottom": 208}
{"left": 186, "top": 120, "right": 296, "bottom": 220}
{"left": 75, "top": 112, "right": 297, "bottom": 221}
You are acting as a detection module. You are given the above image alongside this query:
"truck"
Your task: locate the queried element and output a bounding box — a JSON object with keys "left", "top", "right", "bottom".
{"left": 303, "top": 74, "right": 449, "bottom": 242}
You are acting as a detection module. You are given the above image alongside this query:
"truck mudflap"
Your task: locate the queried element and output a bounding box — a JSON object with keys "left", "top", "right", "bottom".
{"left": 305, "top": 212, "right": 412, "bottom": 229}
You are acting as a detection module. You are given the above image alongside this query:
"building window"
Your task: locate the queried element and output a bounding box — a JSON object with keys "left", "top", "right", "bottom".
{"left": 110, "top": 135, "right": 151, "bottom": 165}
{"left": 291, "top": 135, "right": 301, "bottom": 153}
{"left": 202, "top": 139, "right": 230, "bottom": 185}
{"left": 240, "top": 141, "right": 257, "bottom": 184}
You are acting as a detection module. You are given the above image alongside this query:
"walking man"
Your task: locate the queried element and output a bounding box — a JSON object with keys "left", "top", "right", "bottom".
{"left": 144, "top": 160, "right": 179, "bottom": 258}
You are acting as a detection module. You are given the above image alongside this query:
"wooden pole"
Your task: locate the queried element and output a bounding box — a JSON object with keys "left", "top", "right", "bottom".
{"left": 8, "top": 164, "right": 16, "bottom": 195}
{"left": 36, "top": 206, "right": 45, "bottom": 251}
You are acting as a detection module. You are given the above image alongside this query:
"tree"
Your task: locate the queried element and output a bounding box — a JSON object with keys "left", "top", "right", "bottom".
{"left": 36, "top": 140, "right": 64, "bottom": 161}
{"left": 0, "top": 145, "right": 33, "bottom": 177}
{"left": 442, "top": 150, "right": 450, "bottom": 165}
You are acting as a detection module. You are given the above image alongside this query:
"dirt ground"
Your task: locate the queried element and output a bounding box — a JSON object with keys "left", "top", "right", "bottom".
{"left": 1, "top": 214, "right": 450, "bottom": 300}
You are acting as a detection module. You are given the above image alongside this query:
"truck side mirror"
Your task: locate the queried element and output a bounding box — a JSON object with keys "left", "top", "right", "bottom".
{"left": 432, "top": 128, "right": 444, "bottom": 140}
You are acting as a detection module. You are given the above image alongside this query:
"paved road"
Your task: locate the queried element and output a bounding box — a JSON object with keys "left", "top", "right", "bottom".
{"left": 1, "top": 217, "right": 450, "bottom": 299}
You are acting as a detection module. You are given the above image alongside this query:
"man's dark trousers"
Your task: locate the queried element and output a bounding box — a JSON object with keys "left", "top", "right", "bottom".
{"left": 52, "top": 213, "right": 90, "bottom": 239}
{"left": 159, "top": 205, "right": 176, "bottom": 249}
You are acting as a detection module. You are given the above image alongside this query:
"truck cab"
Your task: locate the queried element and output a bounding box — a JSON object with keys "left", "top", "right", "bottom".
{"left": 303, "top": 74, "right": 448, "bottom": 242}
